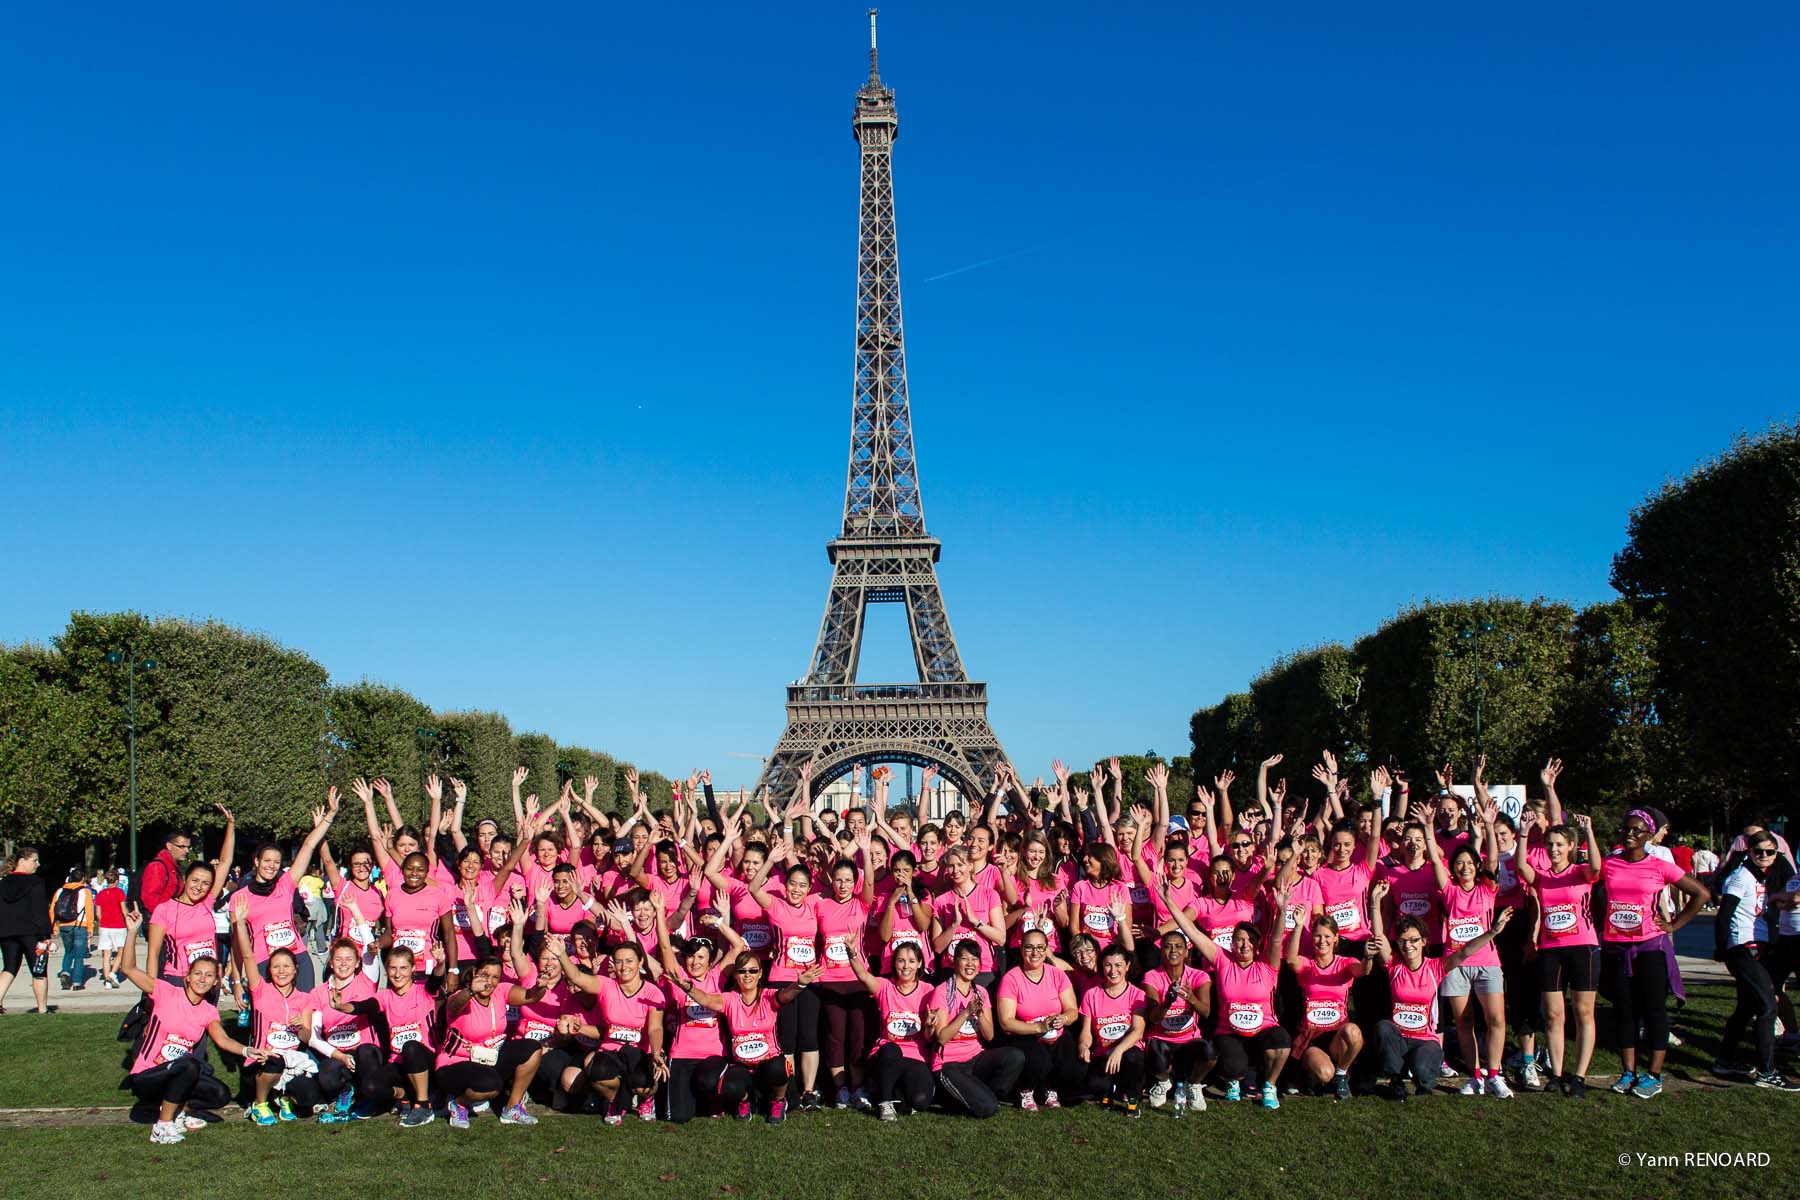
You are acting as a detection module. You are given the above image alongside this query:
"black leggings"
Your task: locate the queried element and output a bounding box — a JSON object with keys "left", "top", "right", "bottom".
{"left": 1603, "top": 947, "right": 1670, "bottom": 1058}
{"left": 722, "top": 1056, "right": 788, "bottom": 1107}
{"left": 586, "top": 1044, "right": 654, "bottom": 1093}
{"left": 816, "top": 981, "right": 869, "bottom": 1072}
{"left": 1003, "top": 1032, "right": 1083, "bottom": 1097}
{"left": 1341, "top": 939, "right": 1389, "bottom": 1077}
{"left": 872, "top": 1042, "right": 935, "bottom": 1110}
{"left": 436, "top": 1039, "right": 541, "bottom": 1099}
{"left": 244, "top": 1052, "right": 363, "bottom": 1115}
{"left": 1214, "top": 1027, "right": 1292, "bottom": 1084}
{"left": 775, "top": 985, "right": 821, "bottom": 1054}
{"left": 326, "top": 1044, "right": 388, "bottom": 1106}
{"left": 0, "top": 935, "right": 48, "bottom": 979}
{"left": 935, "top": 1047, "right": 1025, "bottom": 1117}
{"left": 1145, "top": 1037, "right": 1213, "bottom": 1081}
{"left": 1495, "top": 910, "right": 1538, "bottom": 1035}
{"left": 1722, "top": 944, "right": 1780, "bottom": 1074}
{"left": 1376, "top": 1021, "right": 1443, "bottom": 1086}
{"left": 665, "top": 1055, "right": 734, "bottom": 1123}
{"left": 124, "top": 1058, "right": 231, "bottom": 1109}
{"left": 1084, "top": 1044, "right": 1145, "bottom": 1099}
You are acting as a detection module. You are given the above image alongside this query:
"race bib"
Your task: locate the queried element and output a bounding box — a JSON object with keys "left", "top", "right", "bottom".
{"left": 183, "top": 939, "right": 216, "bottom": 963}
{"left": 487, "top": 907, "right": 508, "bottom": 934}
{"left": 1227, "top": 1002, "right": 1264, "bottom": 1032}
{"left": 522, "top": 1023, "right": 554, "bottom": 1042}
{"left": 395, "top": 928, "right": 428, "bottom": 953}
{"left": 347, "top": 922, "right": 377, "bottom": 949}
{"left": 391, "top": 1023, "right": 422, "bottom": 1047}
{"left": 684, "top": 1003, "right": 716, "bottom": 1025}
{"left": 1083, "top": 909, "right": 1114, "bottom": 932}
{"left": 741, "top": 923, "right": 772, "bottom": 950}
{"left": 1392, "top": 1003, "right": 1430, "bottom": 1032}
{"left": 1544, "top": 906, "right": 1577, "bottom": 934}
{"left": 785, "top": 939, "right": 816, "bottom": 966}
{"left": 1398, "top": 897, "right": 1431, "bottom": 917}
{"left": 452, "top": 906, "right": 472, "bottom": 931}
{"left": 327, "top": 1026, "right": 362, "bottom": 1049}
{"left": 1160, "top": 1005, "right": 1194, "bottom": 1032}
{"left": 1607, "top": 903, "right": 1643, "bottom": 932}
{"left": 1128, "top": 885, "right": 1150, "bottom": 906}
{"left": 1305, "top": 1001, "right": 1343, "bottom": 1028}
{"left": 885, "top": 1013, "right": 921, "bottom": 1040}
{"left": 268, "top": 1025, "right": 300, "bottom": 1050}
{"left": 890, "top": 930, "right": 924, "bottom": 952}
{"left": 1448, "top": 920, "right": 1483, "bottom": 944}
{"left": 958, "top": 1014, "right": 978, "bottom": 1037}
{"left": 1209, "top": 926, "right": 1236, "bottom": 947}
{"left": 1327, "top": 903, "right": 1358, "bottom": 930}
{"left": 159, "top": 1034, "right": 196, "bottom": 1063}
{"left": 824, "top": 936, "right": 850, "bottom": 964}
{"left": 608, "top": 1024, "right": 642, "bottom": 1045}
{"left": 1283, "top": 907, "right": 1300, "bottom": 931}
{"left": 732, "top": 1033, "right": 771, "bottom": 1062}
{"left": 264, "top": 920, "right": 296, "bottom": 950}
{"left": 1097, "top": 1017, "right": 1129, "bottom": 1043}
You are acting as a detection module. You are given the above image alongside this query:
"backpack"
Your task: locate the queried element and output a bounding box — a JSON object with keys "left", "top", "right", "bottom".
{"left": 53, "top": 886, "right": 83, "bottom": 925}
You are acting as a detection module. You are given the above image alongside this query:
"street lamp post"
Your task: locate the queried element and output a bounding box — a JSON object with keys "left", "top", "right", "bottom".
{"left": 105, "top": 649, "right": 157, "bottom": 872}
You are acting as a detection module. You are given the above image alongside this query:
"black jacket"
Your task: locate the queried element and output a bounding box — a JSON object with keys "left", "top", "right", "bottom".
{"left": 0, "top": 872, "right": 51, "bottom": 940}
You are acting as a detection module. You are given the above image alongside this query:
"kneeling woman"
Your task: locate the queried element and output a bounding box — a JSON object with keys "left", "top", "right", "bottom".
{"left": 1159, "top": 880, "right": 1292, "bottom": 1110}
{"left": 1369, "top": 882, "right": 1513, "bottom": 1100}
{"left": 847, "top": 941, "right": 935, "bottom": 1118}
{"left": 996, "top": 930, "right": 1082, "bottom": 1111}
{"left": 1076, "top": 944, "right": 1148, "bottom": 1115}
{"left": 1142, "top": 929, "right": 1214, "bottom": 1116}
{"left": 673, "top": 952, "right": 824, "bottom": 1123}
{"left": 436, "top": 956, "right": 551, "bottom": 1129}
{"left": 557, "top": 941, "right": 668, "bottom": 1124}
{"left": 117, "top": 907, "right": 264, "bottom": 1144}
{"left": 929, "top": 940, "right": 1025, "bottom": 1118}
{"left": 1283, "top": 912, "right": 1367, "bottom": 1101}
{"left": 309, "top": 938, "right": 386, "bottom": 1120}
{"left": 655, "top": 897, "right": 748, "bottom": 1122}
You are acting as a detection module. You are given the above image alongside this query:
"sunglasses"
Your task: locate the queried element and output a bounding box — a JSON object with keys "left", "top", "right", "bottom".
{"left": 1751, "top": 848, "right": 1779, "bottom": 856}
{"left": 1230, "top": 842, "right": 1254, "bottom": 850}
{"left": 735, "top": 966, "right": 762, "bottom": 976}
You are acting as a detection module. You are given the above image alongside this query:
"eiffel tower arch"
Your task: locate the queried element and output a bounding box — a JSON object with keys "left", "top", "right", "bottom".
{"left": 756, "top": 13, "right": 1011, "bottom": 806}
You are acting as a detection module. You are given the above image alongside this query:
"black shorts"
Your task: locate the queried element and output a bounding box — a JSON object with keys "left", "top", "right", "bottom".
{"left": 1536, "top": 944, "right": 1599, "bottom": 993}
{"left": 0, "top": 936, "right": 49, "bottom": 979}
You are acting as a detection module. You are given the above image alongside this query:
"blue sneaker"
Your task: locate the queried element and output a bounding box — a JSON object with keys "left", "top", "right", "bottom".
{"left": 448, "top": 1098, "right": 470, "bottom": 1130}
{"left": 333, "top": 1086, "right": 354, "bottom": 1116}
{"left": 1610, "top": 1070, "right": 1637, "bottom": 1095}
{"left": 316, "top": 1109, "right": 350, "bottom": 1124}
{"left": 276, "top": 1097, "right": 297, "bottom": 1122}
{"left": 1260, "top": 1082, "right": 1280, "bottom": 1110}
{"left": 349, "top": 1100, "right": 379, "bottom": 1121}
{"left": 248, "top": 1101, "right": 278, "bottom": 1126}
{"left": 399, "top": 1103, "right": 434, "bottom": 1128}
{"left": 1223, "top": 1080, "right": 1241, "bottom": 1102}
{"left": 1630, "top": 1073, "right": 1663, "bottom": 1100}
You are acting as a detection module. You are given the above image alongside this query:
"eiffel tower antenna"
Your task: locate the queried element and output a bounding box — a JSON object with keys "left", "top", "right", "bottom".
{"left": 755, "top": 17, "right": 1011, "bottom": 807}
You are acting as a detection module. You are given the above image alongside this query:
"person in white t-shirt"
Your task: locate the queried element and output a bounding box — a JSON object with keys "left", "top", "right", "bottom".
{"left": 1710, "top": 835, "right": 1798, "bottom": 1089}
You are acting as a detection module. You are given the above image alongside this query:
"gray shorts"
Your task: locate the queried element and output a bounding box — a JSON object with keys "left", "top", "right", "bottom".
{"left": 1439, "top": 964, "right": 1503, "bottom": 997}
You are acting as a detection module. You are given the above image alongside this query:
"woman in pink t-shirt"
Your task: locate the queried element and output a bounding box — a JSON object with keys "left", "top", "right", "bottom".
{"left": 383, "top": 853, "right": 458, "bottom": 989}
{"left": 927, "top": 940, "right": 1025, "bottom": 1118}
{"left": 309, "top": 938, "right": 384, "bottom": 1119}
{"left": 876, "top": 849, "right": 935, "bottom": 975}
{"left": 1159, "top": 878, "right": 1291, "bottom": 1110}
{"left": 752, "top": 859, "right": 826, "bottom": 1106}
{"left": 556, "top": 941, "right": 666, "bottom": 1125}
{"left": 319, "top": 841, "right": 384, "bottom": 981}
{"left": 848, "top": 942, "right": 935, "bottom": 1116}
{"left": 1423, "top": 793, "right": 1510, "bottom": 1095}
{"left": 230, "top": 901, "right": 321, "bottom": 1124}
{"left": 1065, "top": 843, "right": 1133, "bottom": 951}
{"left": 1371, "top": 894, "right": 1513, "bottom": 1099}
{"left": 674, "top": 946, "right": 824, "bottom": 1124}
{"left": 1515, "top": 810, "right": 1603, "bottom": 1092}
{"left": 1284, "top": 909, "right": 1368, "bottom": 1100}
{"left": 652, "top": 893, "right": 747, "bottom": 1122}
{"left": 1008, "top": 832, "right": 1064, "bottom": 956}
{"left": 1141, "top": 928, "right": 1213, "bottom": 1115}
{"left": 995, "top": 929, "right": 1082, "bottom": 1110}
{"left": 814, "top": 848, "right": 876, "bottom": 1109}
{"left": 1076, "top": 943, "right": 1148, "bottom": 1114}
{"left": 929, "top": 847, "right": 1006, "bottom": 982}
{"left": 147, "top": 853, "right": 233, "bottom": 989}
{"left": 434, "top": 956, "right": 550, "bottom": 1129}
{"left": 1598, "top": 809, "right": 1709, "bottom": 1098}
{"left": 119, "top": 908, "right": 263, "bottom": 1145}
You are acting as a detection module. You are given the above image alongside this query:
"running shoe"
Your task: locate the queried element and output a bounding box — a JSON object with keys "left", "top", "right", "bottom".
{"left": 1171, "top": 1084, "right": 1187, "bottom": 1119}
{"left": 835, "top": 1085, "right": 850, "bottom": 1110}
{"left": 1458, "top": 1078, "right": 1483, "bottom": 1096}
{"left": 276, "top": 1097, "right": 297, "bottom": 1122}
{"left": 636, "top": 1094, "right": 656, "bottom": 1121}
{"left": 1381, "top": 1077, "right": 1408, "bottom": 1103}
{"left": 247, "top": 1101, "right": 278, "bottom": 1126}
{"left": 1630, "top": 1073, "right": 1663, "bottom": 1100}
{"left": 1610, "top": 1070, "right": 1637, "bottom": 1095}
{"left": 1222, "top": 1080, "right": 1241, "bottom": 1103}
{"left": 1147, "top": 1079, "right": 1171, "bottom": 1109}
{"left": 798, "top": 1089, "right": 822, "bottom": 1112}
{"left": 603, "top": 1102, "right": 624, "bottom": 1127}
{"left": 878, "top": 1100, "right": 898, "bottom": 1122}
{"left": 1711, "top": 1060, "right": 1756, "bottom": 1080}
{"left": 1042, "top": 1090, "right": 1061, "bottom": 1109}
{"left": 1564, "top": 1074, "right": 1587, "bottom": 1099}
{"left": 1437, "top": 1062, "right": 1458, "bottom": 1079}
{"left": 499, "top": 1102, "right": 539, "bottom": 1125}
{"left": 348, "top": 1100, "right": 377, "bottom": 1121}
{"left": 768, "top": 1099, "right": 787, "bottom": 1126}
{"left": 316, "top": 1110, "right": 350, "bottom": 1124}
{"left": 1260, "top": 1082, "right": 1279, "bottom": 1110}
{"left": 1124, "top": 1097, "right": 1141, "bottom": 1119}
{"left": 1754, "top": 1071, "right": 1800, "bottom": 1092}
{"left": 736, "top": 1098, "right": 753, "bottom": 1121}
{"left": 333, "top": 1086, "right": 354, "bottom": 1116}
{"left": 1520, "top": 1062, "right": 1542, "bottom": 1091}
{"left": 470, "top": 1100, "right": 490, "bottom": 1114}
{"left": 399, "top": 1103, "right": 435, "bottom": 1128}
{"left": 447, "top": 1098, "right": 470, "bottom": 1130}
{"left": 179, "top": 1114, "right": 208, "bottom": 1131}
{"left": 1487, "top": 1074, "right": 1514, "bottom": 1099}
{"left": 1333, "top": 1072, "right": 1351, "bottom": 1102}
{"left": 150, "top": 1120, "right": 185, "bottom": 1145}
{"left": 1018, "top": 1091, "right": 1039, "bottom": 1113}
{"left": 1189, "top": 1086, "right": 1207, "bottom": 1112}
{"left": 852, "top": 1087, "right": 873, "bottom": 1112}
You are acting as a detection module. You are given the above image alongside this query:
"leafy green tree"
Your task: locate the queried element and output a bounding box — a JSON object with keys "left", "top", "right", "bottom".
{"left": 436, "top": 711, "right": 516, "bottom": 829}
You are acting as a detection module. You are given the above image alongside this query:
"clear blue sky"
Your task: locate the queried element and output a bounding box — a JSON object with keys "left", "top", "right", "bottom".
{"left": 3, "top": 4, "right": 1795, "bottom": 789}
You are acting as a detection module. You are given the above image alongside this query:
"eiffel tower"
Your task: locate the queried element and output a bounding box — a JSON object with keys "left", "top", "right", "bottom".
{"left": 755, "top": 12, "right": 1010, "bottom": 806}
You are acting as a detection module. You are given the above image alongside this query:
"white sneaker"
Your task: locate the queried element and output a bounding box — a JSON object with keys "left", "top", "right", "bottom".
{"left": 1439, "top": 1063, "right": 1459, "bottom": 1078}
{"left": 1458, "top": 1078, "right": 1483, "bottom": 1096}
{"left": 1520, "top": 1063, "right": 1542, "bottom": 1091}
{"left": 877, "top": 1101, "right": 898, "bottom": 1122}
{"left": 150, "top": 1120, "right": 185, "bottom": 1145}
{"left": 1189, "top": 1086, "right": 1207, "bottom": 1112}
{"left": 1486, "top": 1074, "right": 1514, "bottom": 1099}
{"left": 1146, "top": 1079, "right": 1171, "bottom": 1109}
{"left": 179, "top": 1115, "right": 208, "bottom": 1131}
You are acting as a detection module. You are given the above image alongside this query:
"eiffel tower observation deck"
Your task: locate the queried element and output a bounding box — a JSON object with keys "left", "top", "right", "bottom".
{"left": 756, "top": 12, "right": 1012, "bottom": 807}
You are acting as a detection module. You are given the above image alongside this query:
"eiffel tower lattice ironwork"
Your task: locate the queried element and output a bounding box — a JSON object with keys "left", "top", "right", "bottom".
{"left": 755, "top": 12, "right": 1010, "bottom": 806}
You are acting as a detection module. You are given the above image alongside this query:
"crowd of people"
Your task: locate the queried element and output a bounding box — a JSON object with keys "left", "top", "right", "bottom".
{"left": 4, "top": 753, "right": 1795, "bottom": 1145}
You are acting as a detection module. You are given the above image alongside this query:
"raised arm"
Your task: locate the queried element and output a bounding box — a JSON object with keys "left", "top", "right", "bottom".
{"left": 373, "top": 776, "right": 406, "bottom": 832}
{"left": 1154, "top": 878, "right": 1221, "bottom": 964}
{"left": 1539, "top": 758, "right": 1564, "bottom": 827}
{"left": 1369, "top": 879, "right": 1394, "bottom": 965}
{"left": 204, "top": 804, "right": 236, "bottom": 905}
{"left": 118, "top": 908, "right": 159, "bottom": 993}
{"left": 288, "top": 791, "right": 339, "bottom": 883}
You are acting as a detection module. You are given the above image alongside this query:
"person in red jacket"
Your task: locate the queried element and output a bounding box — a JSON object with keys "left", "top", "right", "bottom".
{"left": 136, "top": 832, "right": 194, "bottom": 914}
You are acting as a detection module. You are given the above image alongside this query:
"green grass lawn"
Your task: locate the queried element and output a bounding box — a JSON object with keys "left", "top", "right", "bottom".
{"left": 0, "top": 983, "right": 1790, "bottom": 1199}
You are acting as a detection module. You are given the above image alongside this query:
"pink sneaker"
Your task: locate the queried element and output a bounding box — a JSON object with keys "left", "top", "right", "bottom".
{"left": 768, "top": 1099, "right": 787, "bottom": 1126}
{"left": 602, "top": 1100, "right": 623, "bottom": 1127}
{"left": 736, "top": 1097, "right": 753, "bottom": 1121}
{"left": 1042, "top": 1090, "right": 1061, "bottom": 1109}
{"left": 1019, "top": 1092, "right": 1039, "bottom": 1113}
{"left": 636, "top": 1094, "right": 656, "bottom": 1121}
